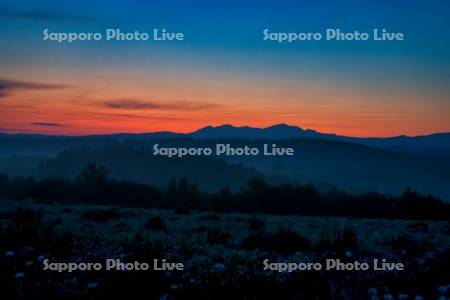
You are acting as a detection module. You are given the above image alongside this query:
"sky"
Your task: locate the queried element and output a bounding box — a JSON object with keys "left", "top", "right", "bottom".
{"left": 0, "top": 0, "right": 449, "bottom": 137}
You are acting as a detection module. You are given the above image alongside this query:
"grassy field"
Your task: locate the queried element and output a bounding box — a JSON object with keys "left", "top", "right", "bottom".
{"left": 1, "top": 199, "right": 449, "bottom": 299}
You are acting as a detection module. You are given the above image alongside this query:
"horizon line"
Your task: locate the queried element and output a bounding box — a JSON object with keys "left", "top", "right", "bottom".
{"left": 1, "top": 123, "right": 449, "bottom": 139}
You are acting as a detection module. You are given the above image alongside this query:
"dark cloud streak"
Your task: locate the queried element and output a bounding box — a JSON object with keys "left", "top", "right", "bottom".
{"left": 0, "top": 7, "right": 94, "bottom": 22}
{"left": 0, "top": 79, "right": 71, "bottom": 97}
{"left": 102, "top": 99, "right": 219, "bottom": 111}
{"left": 30, "top": 122, "right": 67, "bottom": 127}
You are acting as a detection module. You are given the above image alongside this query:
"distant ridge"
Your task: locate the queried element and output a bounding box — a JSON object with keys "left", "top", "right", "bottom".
{"left": 188, "top": 124, "right": 450, "bottom": 151}
{"left": 1, "top": 124, "right": 450, "bottom": 198}
{"left": 190, "top": 123, "right": 326, "bottom": 139}
{"left": 1, "top": 123, "right": 450, "bottom": 151}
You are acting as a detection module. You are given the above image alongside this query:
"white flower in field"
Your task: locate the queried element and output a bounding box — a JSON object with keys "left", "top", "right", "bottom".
{"left": 15, "top": 272, "right": 25, "bottom": 279}
{"left": 159, "top": 294, "right": 169, "bottom": 300}
{"left": 438, "top": 285, "right": 449, "bottom": 294}
{"left": 368, "top": 287, "right": 378, "bottom": 296}
{"left": 70, "top": 277, "right": 78, "bottom": 285}
{"left": 5, "top": 250, "right": 14, "bottom": 257}
{"left": 87, "top": 282, "right": 98, "bottom": 289}
{"left": 213, "top": 263, "right": 226, "bottom": 271}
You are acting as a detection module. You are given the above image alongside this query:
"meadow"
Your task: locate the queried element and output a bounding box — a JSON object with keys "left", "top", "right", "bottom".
{"left": 1, "top": 198, "right": 449, "bottom": 299}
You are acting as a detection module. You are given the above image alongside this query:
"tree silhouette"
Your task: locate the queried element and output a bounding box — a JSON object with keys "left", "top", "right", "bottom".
{"left": 76, "top": 163, "right": 110, "bottom": 185}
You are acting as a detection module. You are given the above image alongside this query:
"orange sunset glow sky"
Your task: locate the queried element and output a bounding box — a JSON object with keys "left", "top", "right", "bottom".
{"left": 1, "top": 0, "right": 449, "bottom": 137}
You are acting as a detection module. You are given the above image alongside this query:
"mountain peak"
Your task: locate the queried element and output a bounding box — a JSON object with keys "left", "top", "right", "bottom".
{"left": 190, "top": 123, "right": 314, "bottom": 139}
{"left": 265, "top": 123, "right": 299, "bottom": 129}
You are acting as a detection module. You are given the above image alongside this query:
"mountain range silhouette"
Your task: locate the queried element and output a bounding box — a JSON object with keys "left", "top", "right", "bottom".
{"left": 106, "top": 123, "right": 450, "bottom": 153}
{"left": 2, "top": 123, "right": 450, "bottom": 152}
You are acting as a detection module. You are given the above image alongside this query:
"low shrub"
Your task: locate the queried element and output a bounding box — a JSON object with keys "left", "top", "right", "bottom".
{"left": 247, "top": 216, "right": 266, "bottom": 231}
{"left": 82, "top": 208, "right": 121, "bottom": 223}
{"left": 144, "top": 216, "right": 166, "bottom": 231}
{"left": 383, "top": 234, "right": 432, "bottom": 257}
{"left": 315, "top": 227, "right": 359, "bottom": 255}
{"left": 242, "top": 228, "right": 310, "bottom": 254}
{"left": 206, "top": 227, "right": 231, "bottom": 245}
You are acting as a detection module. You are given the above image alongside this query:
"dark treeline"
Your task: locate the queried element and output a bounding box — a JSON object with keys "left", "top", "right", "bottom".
{"left": 2, "top": 138, "right": 450, "bottom": 199}
{"left": 0, "top": 163, "right": 448, "bottom": 220}
{"left": 37, "top": 146, "right": 264, "bottom": 191}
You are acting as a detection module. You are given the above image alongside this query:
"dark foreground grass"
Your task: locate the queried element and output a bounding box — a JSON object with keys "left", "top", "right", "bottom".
{"left": 0, "top": 199, "right": 449, "bottom": 299}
